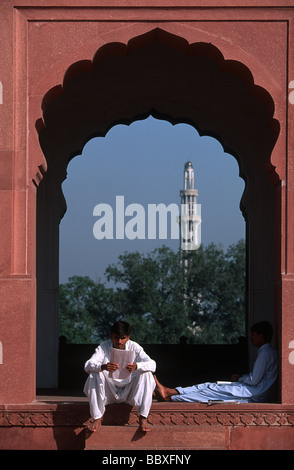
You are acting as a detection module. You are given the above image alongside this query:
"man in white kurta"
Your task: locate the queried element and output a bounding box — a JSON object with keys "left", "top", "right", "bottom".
{"left": 154, "top": 321, "right": 278, "bottom": 404}
{"left": 84, "top": 321, "right": 156, "bottom": 432}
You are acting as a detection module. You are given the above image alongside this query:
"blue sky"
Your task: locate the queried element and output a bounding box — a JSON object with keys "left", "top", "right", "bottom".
{"left": 59, "top": 116, "right": 245, "bottom": 284}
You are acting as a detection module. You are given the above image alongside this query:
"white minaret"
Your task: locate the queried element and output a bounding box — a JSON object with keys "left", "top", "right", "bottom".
{"left": 180, "top": 161, "right": 201, "bottom": 251}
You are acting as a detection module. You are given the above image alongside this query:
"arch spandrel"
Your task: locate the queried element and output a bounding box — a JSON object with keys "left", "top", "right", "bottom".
{"left": 36, "top": 28, "right": 280, "bottom": 190}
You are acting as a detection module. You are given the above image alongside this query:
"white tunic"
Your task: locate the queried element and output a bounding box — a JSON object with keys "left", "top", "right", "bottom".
{"left": 84, "top": 339, "right": 156, "bottom": 419}
{"left": 171, "top": 343, "right": 278, "bottom": 403}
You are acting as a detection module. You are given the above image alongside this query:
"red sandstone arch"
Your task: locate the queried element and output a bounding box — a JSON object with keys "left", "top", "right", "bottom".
{"left": 35, "top": 28, "right": 281, "bottom": 388}
{"left": 36, "top": 29, "right": 279, "bottom": 179}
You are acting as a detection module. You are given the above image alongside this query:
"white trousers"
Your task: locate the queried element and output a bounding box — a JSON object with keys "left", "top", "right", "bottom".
{"left": 84, "top": 370, "right": 156, "bottom": 420}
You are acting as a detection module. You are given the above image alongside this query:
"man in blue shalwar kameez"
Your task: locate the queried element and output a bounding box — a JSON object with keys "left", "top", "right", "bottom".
{"left": 154, "top": 321, "right": 278, "bottom": 404}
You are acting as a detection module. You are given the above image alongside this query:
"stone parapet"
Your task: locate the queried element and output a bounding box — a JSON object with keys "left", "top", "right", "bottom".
{"left": 0, "top": 401, "right": 294, "bottom": 450}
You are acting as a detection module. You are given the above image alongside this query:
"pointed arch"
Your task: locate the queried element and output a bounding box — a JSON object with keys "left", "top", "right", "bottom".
{"left": 35, "top": 28, "right": 280, "bottom": 387}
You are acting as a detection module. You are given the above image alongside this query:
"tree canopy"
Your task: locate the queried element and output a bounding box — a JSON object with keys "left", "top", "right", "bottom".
{"left": 59, "top": 240, "right": 246, "bottom": 344}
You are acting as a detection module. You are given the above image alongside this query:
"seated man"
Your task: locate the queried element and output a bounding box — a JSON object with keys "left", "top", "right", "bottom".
{"left": 84, "top": 321, "right": 156, "bottom": 432}
{"left": 154, "top": 321, "right": 278, "bottom": 404}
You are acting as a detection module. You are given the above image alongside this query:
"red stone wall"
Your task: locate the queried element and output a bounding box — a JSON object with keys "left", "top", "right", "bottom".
{"left": 0, "top": 1, "right": 294, "bottom": 409}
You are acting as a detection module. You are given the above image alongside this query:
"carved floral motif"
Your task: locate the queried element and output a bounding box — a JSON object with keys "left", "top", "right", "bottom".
{"left": 1, "top": 404, "right": 294, "bottom": 428}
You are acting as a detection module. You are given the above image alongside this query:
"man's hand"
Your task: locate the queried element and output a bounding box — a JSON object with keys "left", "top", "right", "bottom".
{"left": 102, "top": 362, "right": 119, "bottom": 372}
{"left": 126, "top": 362, "right": 137, "bottom": 373}
{"left": 231, "top": 374, "right": 242, "bottom": 382}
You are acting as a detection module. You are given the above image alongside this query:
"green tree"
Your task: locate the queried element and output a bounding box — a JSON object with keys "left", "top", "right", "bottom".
{"left": 105, "top": 246, "right": 188, "bottom": 343}
{"left": 59, "top": 275, "right": 121, "bottom": 343}
{"left": 59, "top": 240, "right": 246, "bottom": 344}
{"left": 183, "top": 240, "right": 246, "bottom": 343}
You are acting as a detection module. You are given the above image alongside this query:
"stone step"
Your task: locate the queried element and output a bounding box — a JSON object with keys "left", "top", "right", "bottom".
{"left": 84, "top": 424, "right": 227, "bottom": 450}
{"left": 82, "top": 402, "right": 294, "bottom": 450}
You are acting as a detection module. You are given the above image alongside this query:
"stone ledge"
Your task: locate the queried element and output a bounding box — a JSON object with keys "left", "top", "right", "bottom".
{"left": 1, "top": 401, "right": 294, "bottom": 427}
{"left": 1, "top": 401, "right": 294, "bottom": 450}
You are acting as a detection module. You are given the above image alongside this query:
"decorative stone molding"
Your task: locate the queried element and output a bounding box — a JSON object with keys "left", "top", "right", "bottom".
{"left": 2, "top": 403, "right": 294, "bottom": 428}
{"left": 147, "top": 410, "right": 294, "bottom": 427}
{"left": 4, "top": 403, "right": 291, "bottom": 428}
{"left": 0, "top": 404, "right": 89, "bottom": 428}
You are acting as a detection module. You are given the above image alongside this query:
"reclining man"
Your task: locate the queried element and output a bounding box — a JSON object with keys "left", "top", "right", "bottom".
{"left": 84, "top": 321, "right": 156, "bottom": 432}
{"left": 154, "top": 321, "right": 278, "bottom": 404}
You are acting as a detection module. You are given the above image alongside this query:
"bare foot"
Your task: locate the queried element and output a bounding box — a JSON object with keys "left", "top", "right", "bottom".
{"left": 139, "top": 416, "right": 151, "bottom": 432}
{"left": 84, "top": 418, "right": 101, "bottom": 432}
{"left": 154, "top": 375, "right": 177, "bottom": 402}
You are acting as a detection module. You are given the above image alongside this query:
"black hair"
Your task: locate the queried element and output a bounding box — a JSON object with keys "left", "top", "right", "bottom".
{"left": 110, "top": 321, "right": 131, "bottom": 336}
{"left": 250, "top": 321, "right": 273, "bottom": 343}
